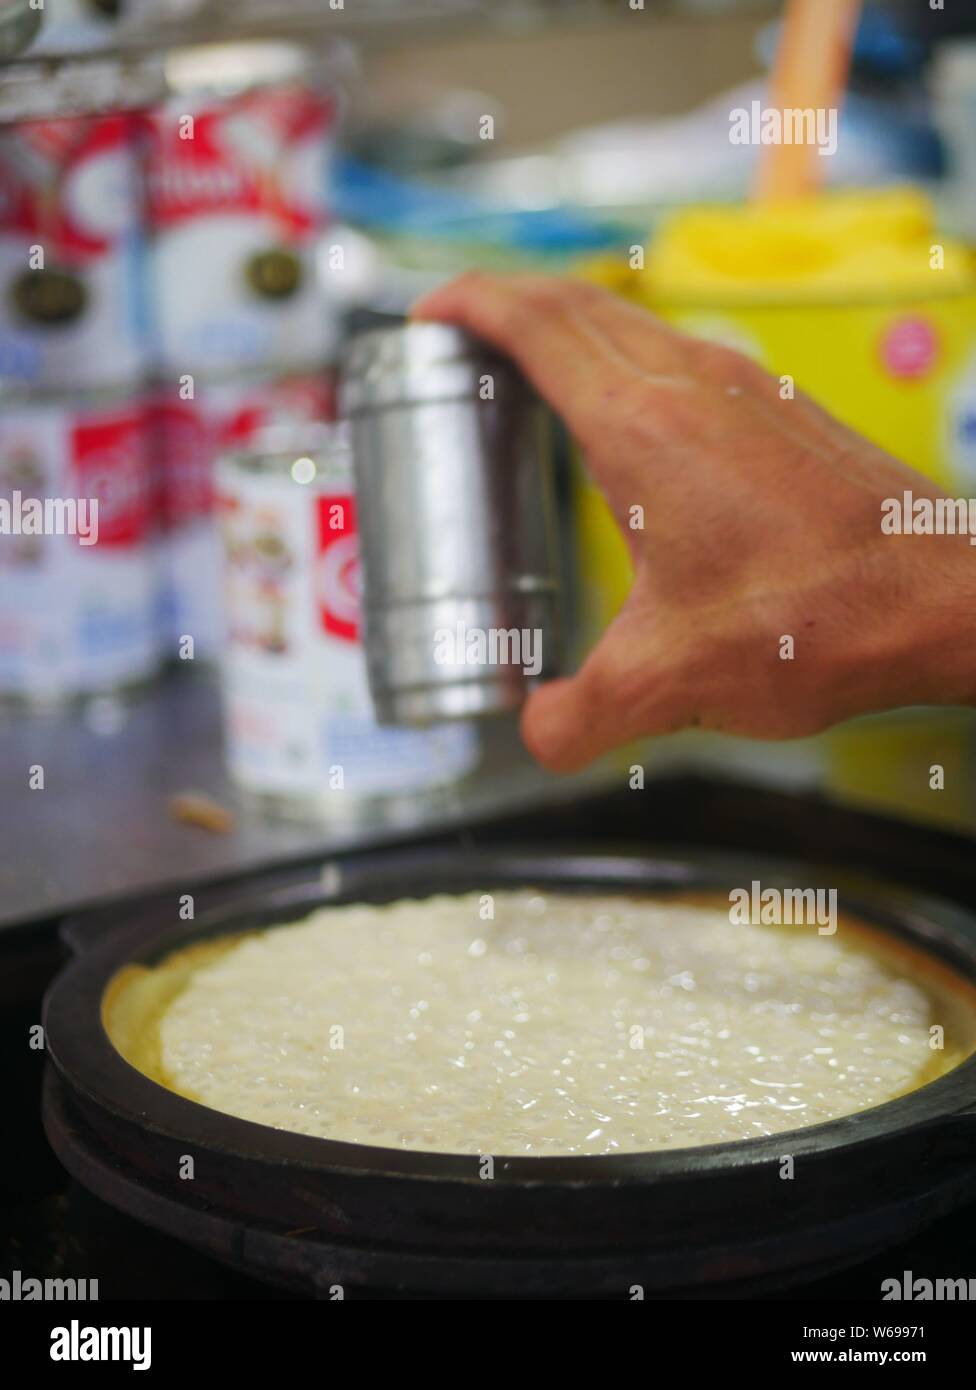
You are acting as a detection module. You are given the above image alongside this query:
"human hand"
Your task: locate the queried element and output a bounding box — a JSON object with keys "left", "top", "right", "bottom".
{"left": 412, "top": 272, "right": 976, "bottom": 772}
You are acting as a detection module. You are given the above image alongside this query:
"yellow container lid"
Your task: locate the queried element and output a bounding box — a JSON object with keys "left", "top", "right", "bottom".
{"left": 647, "top": 189, "right": 976, "bottom": 306}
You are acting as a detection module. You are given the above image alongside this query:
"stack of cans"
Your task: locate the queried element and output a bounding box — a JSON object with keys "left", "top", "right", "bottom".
{"left": 0, "top": 62, "right": 161, "bottom": 704}
{"left": 146, "top": 41, "right": 340, "bottom": 662}
{"left": 0, "top": 39, "right": 341, "bottom": 703}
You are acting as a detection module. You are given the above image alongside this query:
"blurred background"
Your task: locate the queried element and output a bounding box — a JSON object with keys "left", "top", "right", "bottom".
{"left": 3, "top": 0, "right": 976, "bottom": 928}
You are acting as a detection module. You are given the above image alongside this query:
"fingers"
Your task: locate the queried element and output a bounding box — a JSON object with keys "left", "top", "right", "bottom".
{"left": 558, "top": 277, "right": 692, "bottom": 376}
{"left": 413, "top": 271, "right": 692, "bottom": 378}
{"left": 411, "top": 272, "right": 675, "bottom": 454}
{"left": 412, "top": 272, "right": 621, "bottom": 449}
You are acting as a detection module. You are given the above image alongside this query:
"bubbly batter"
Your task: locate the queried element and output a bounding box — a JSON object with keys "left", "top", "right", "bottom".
{"left": 130, "top": 891, "right": 971, "bottom": 1156}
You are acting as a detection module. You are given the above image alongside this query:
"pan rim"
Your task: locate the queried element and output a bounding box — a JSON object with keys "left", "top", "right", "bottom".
{"left": 43, "top": 844, "right": 976, "bottom": 1185}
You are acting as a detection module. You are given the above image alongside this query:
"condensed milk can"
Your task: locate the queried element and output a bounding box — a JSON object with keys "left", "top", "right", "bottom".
{"left": 215, "top": 420, "right": 478, "bottom": 818}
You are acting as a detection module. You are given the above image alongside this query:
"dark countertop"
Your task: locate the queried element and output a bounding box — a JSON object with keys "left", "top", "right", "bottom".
{"left": 0, "top": 669, "right": 601, "bottom": 931}
{"left": 5, "top": 666, "right": 975, "bottom": 934}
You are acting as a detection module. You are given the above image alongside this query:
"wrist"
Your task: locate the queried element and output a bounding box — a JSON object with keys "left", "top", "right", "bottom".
{"left": 849, "top": 534, "right": 976, "bottom": 716}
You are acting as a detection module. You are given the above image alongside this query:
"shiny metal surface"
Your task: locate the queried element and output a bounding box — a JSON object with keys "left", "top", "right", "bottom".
{"left": 341, "top": 321, "right": 562, "bottom": 725}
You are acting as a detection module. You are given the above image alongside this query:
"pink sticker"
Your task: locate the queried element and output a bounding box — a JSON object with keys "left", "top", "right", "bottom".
{"left": 880, "top": 317, "right": 939, "bottom": 380}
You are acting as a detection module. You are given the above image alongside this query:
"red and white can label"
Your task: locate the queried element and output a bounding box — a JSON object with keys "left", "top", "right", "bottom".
{"left": 149, "top": 370, "right": 336, "bottom": 657}
{"left": 144, "top": 84, "right": 339, "bottom": 372}
{"left": 0, "top": 393, "right": 158, "bottom": 699}
{"left": 315, "top": 494, "right": 359, "bottom": 643}
{"left": 0, "top": 112, "right": 149, "bottom": 389}
{"left": 216, "top": 458, "right": 478, "bottom": 800}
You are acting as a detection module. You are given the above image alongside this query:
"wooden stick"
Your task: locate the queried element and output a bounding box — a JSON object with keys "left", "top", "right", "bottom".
{"left": 754, "top": 0, "right": 861, "bottom": 203}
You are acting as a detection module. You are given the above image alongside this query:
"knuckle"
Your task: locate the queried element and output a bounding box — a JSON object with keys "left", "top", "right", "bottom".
{"left": 493, "top": 278, "right": 568, "bottom": 340}
{"left": 449, "top": 267, "right": 490, "bottom": 297}
{"left": 521, "top": 277, "right": 569, "bottom": 320}
{"left": 616, "top": 374, "right": 695, "bottom": 440}
{"left": 564, "top": 277, "right": 614, "bottom": 311}
{"left": 493, "top": 296, "right": 533, "bottom": 341}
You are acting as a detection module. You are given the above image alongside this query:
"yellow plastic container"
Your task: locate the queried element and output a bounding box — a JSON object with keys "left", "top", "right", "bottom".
{"left": 827, "top": 707, "right": 976, "bottom": 831}
{"left": 573, "top": 189, "right": 976, "bottom": 826}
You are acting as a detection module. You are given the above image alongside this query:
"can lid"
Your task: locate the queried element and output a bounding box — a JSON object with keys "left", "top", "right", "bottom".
{"left": 339, "top": 321, "right": 511, "bottom": 416}
{"left": 164, "top": 41, "right": 310, "bottom": 97}
{"left": 162, "top": 37, "right": 354, "bottom": 102}
{"left": 0, "top": 54, "right": 166, "bottom": 123}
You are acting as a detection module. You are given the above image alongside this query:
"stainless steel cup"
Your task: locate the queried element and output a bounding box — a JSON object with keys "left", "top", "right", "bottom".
{"left": 340, "top": 321, "right": 561, "bottom": 726}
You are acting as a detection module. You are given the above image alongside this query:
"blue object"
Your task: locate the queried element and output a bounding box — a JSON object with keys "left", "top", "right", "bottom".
{"left": 332, "top": 154, "right": 633, "bottom": 253}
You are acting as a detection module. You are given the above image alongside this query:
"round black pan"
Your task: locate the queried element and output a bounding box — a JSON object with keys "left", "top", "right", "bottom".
{"left": 42, "top": 846, "right": 976, "bottom": 1297}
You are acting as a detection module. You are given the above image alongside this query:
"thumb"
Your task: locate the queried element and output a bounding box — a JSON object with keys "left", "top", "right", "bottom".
{"left": 520, "top": 619, "right": 677, "bottom": 772}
